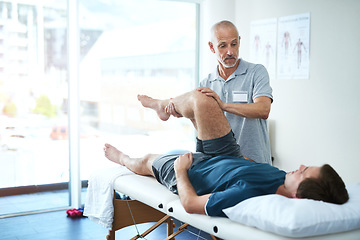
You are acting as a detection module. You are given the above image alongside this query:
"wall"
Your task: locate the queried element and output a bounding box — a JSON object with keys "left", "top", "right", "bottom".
{"left": 199, "top": 0, "right": 236, "bottom": 78}
{"left": 201, "top": 0, "right": 360, "bottom": 183}
{"left": 234, "top": 0, "right": 360, "bottom": 183}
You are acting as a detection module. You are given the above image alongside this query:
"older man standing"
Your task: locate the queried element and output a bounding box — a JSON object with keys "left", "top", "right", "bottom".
{"left": 197, "top": 20, "right": 273, "bottom": 164}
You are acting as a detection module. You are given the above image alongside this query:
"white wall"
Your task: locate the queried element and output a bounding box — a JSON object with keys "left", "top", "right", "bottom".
{"left": 199, "top": 0, "right": 236, "bottom": 78}
{"left": 201, "top": 0, "right": 360, "bottom": 183}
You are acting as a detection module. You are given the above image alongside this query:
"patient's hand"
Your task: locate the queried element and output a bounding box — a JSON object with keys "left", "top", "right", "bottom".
{"left": 174, "top": 152, "right": 193, "bottom": 173}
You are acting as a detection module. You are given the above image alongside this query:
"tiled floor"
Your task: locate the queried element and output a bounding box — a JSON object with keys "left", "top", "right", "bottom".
{"left": 0, "top": 191, "right": 213, "bottom": 240}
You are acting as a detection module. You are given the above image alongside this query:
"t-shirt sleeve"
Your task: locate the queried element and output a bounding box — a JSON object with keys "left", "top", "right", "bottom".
{"left": 205, "top": 182, "right": 258, "bottom": 217}
{"left": 252, "top": 64, "right": 273, "bottom": 103}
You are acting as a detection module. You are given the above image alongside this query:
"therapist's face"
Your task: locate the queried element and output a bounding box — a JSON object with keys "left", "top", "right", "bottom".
{"left": 209, "top": 26, "right": 240, "bottom": 69}
{"left": 284, "top": 165, "right": 321, "bottom": 196}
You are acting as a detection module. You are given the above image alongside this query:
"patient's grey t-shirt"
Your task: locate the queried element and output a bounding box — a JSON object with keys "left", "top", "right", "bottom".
{"left": 200, "top": 59, "right": 273, "bottom": 164}
{"left": 188, "top": 156, "right": 286, "bottom": 217}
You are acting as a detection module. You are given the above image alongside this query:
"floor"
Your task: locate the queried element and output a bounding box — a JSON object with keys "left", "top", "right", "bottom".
{"left": 0, "top": 190, "right": 213, "bottom": 240}
{"left": 0, "top": 210, "right": 214, "bottom": 240}
{"left": 0, "top": 190, "right": 71, "bottom": 216}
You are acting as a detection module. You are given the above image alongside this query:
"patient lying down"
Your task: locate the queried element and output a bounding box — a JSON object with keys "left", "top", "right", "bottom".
{"left": 104, "top": 90, "right": 349, "bottom": 217}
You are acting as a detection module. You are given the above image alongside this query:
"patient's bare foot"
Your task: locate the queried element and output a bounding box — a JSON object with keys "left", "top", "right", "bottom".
{"left": 137, "top": 94, "right": 170, "bottom": 121}
{"left": 104, "top": 143, "right": 128, "bottom": 166}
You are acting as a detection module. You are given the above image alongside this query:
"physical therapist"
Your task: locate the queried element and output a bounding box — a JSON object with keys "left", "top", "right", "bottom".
{"left": 198, "top": 20, "right": 273, "bottom": 164}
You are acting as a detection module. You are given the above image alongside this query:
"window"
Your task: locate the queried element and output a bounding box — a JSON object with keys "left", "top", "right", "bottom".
{"left": 0, "top": 0, "right": 69, "bottom": 215}
{"left": 79, "top": 0, "right": 199, "bottom": 183}
{"left": 0, "top": 0, "right": 199, "bottom": 215}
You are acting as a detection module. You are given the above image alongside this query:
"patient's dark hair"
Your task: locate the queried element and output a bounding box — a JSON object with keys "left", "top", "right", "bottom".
{"left": 296, "top": 164, "right": 349, "bottom": 204}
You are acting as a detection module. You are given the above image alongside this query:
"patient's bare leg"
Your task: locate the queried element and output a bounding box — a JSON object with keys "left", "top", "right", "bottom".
{"left": 138, "top": 90, "right": 231, "bottom": 140}
{"left": 104, "top": 143, "right": 127, "bottom": 165}
{"left": 104, "top": 143, "right": 158, "bottom": 177}
{"left": 137, "top": 95, "right": 171, "bottom": 121}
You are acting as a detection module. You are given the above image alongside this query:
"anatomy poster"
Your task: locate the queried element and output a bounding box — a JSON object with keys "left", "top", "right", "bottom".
{"left": 277, "top": 13, "right": 310, "bottom": 79}
{"left": 249, "top": 18, "right": 277, "bottom": 79}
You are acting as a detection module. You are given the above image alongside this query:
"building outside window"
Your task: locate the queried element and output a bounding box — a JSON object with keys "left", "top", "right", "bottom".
{"left": 0, "top": 0, "right": 198, "bottom": 216}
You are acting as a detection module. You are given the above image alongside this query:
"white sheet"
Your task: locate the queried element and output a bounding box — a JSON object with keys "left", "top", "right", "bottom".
{"left": 83, "top": 166, "right": 134, "bottom": 228}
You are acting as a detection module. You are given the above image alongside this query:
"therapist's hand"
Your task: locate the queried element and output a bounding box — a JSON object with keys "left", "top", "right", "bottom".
{"left": 197, "top": 87, "right": 225, "bottom": 110}
{"left": 165, "top": 101, "right": 182, "bottom": 118}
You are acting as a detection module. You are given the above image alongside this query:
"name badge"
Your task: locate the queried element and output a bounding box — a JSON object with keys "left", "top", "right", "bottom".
{"left": 233, "top": 91, "right": 248, "bottom": 103}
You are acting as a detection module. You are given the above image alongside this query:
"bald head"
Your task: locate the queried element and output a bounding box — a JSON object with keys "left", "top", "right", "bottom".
{"left": 210, "top": 20, "right": 239, "bottom": 43}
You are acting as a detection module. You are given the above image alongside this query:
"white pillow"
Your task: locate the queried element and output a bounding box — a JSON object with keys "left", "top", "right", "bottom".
{"left": 223, "top": 183, "right": 360, "bottom": 238}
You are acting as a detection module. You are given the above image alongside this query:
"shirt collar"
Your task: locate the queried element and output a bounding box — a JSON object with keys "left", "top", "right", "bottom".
{"left": 210, "top": 58, "right": 248, "bottom": 82}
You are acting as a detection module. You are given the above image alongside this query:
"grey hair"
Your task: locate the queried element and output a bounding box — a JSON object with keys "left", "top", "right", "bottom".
{"left": 210, "top": 20, "right": 239, "bottom": 42}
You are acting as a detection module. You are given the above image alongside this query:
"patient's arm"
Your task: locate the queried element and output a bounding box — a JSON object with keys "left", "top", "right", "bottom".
{"left": 174, "top": 153, "right": 210, "bottom": 215}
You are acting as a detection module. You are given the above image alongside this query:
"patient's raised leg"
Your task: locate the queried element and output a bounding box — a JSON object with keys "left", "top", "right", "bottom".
{"left": 137, "top": 95, "right": 172, "bottom": 121}
{"left": 104, "top": 143, "right": 159, "bottom": 177}
{"left": 138, "top": 89, "right": 231, "bottom": 140}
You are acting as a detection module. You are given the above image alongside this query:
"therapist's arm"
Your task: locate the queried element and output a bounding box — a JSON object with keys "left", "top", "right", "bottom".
{"left": 174, "top": 153, "right": 210, "bottom": 215}
{"left": 197, "top": 87, "right": 271, "bottom": 119}
{"left": 223, "top": 96, "right": 271, "bottom": 119}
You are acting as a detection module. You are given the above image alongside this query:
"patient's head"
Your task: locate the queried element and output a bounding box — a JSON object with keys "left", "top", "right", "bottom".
{"left": 296, "top": 164, "right": 349, "bottom": 204}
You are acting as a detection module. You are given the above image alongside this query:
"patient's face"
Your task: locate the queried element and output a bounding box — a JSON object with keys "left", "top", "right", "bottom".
{"left": 284, "top": 165, "right": 321, "bottom": 195}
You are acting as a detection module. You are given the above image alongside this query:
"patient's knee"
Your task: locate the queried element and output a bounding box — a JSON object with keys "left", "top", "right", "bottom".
{"left": 142, "top": 154, "right": 153, "bottom": 165}
{"left": 192, "top": 90, "right": 218, "bottom": 111}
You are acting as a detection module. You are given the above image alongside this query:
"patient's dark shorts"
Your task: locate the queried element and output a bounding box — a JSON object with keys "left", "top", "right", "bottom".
{"left": 152, "top": 131, "right": 241, "bottom": 193}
